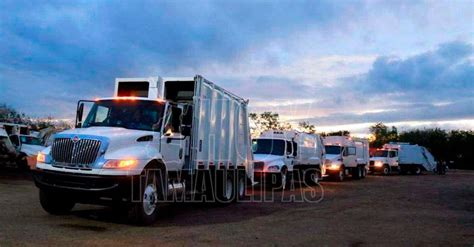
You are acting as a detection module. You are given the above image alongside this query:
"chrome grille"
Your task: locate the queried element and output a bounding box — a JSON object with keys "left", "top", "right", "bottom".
{"left": 51, "top": 138, "right": 101, "bottom": 167}
{"left": 254, "top": 162, "right": 264, "bottom": 171}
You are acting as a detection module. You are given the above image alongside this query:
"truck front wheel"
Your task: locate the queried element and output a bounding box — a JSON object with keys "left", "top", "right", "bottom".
{"left": 335, "top": 167, "right": 345, "bottom": 182}
{"left": 39, "top": 189, "right": 75, "bottom": 215}
{"left": 128, "top": 169, "right": 164, "bottom": 225}
{"left": 382, "top": 165, "right": 390, "bottom": 176}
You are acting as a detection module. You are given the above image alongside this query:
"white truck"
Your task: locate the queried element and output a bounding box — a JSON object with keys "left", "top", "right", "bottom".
{"left": 33, "top": 75, "right": 254, "bottom": 225}
{"left": 369, "top": 142, "right": 436, "bottom": 175}
{"left": 0, "top": 123, "right": 44, "bottom": 169}
{"left": 252, "top": 130, "right": 325, "bottom": 188}
{"left": 323, "top": 136, "right": 369, "bottom": 181}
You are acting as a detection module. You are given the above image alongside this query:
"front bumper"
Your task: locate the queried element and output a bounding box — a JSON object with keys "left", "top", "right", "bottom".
{"left": 32, "top": 169, "right": 140, "bottom": 204}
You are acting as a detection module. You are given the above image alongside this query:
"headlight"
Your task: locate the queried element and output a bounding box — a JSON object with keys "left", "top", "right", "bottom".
{"left": 37, "top": 152, "right": 46, "bottom": 163}
{"left": 327, "top": 164, "right": 341, "bottom": 170}
{"left": 267, "top": 165, "right": 280, "bottom": 172}
{"left": 375, "top": 161, "right": 383, "bottom": 167}
{"left": 103, "top": 159, "right": 137, "bottom": 169}
{"left": 37, "top": 152, "right": 51, "bottom": 164}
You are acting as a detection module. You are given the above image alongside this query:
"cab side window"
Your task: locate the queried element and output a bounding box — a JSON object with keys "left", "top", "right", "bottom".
{"left": 292, "top": 142, "right": 298, "bottom": 157}
{"left": 346, "top": 147, "right": 356, "bottom": 156}
{"left": 286, "top": 141, "right": 293, "bottom": 156}
{"left": 164, "top": 106, "right": 182, "bottom": 134}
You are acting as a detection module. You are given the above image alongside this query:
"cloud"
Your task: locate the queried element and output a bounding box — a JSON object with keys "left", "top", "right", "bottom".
{"left": 0, "top": 0, "right": 473, "bottom": 134}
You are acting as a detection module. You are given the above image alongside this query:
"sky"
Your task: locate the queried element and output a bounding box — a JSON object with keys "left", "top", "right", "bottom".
{"left": 0, "top": 0, "right": 473, "bottom": 135}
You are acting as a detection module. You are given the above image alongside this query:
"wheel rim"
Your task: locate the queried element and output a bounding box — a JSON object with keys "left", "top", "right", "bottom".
{"left": 339, "top": 170, "right": 344, "bottom": 181}
{"left": 143, "top": 184, "right": 158, "bottom": 216}
{"left": 384, "top": 167, "right": 389, "bottom": 174}
{"left": 416, "top": 167, "right": 421, "bottom": 174}
{"left": 238, "top": 178, "right": 245, "bottom": 197}
{"left": 358, "top": 167, "right": 362, "bottom": 177}
{"left": 225, "top": 177, "right": 233, "bottom": 200}
{"left": 310, "top": 171, "right": 319, "bottom": 183}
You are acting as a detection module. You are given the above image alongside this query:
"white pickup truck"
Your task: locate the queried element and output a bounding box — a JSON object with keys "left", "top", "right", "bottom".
{"left": 252, "top": 130, "right": 325, "bottom": 189}
{"left": 323, "top": 136, "right": 369, "bottom": 181}
{"left": 33, "top": 75, "right": 254, "bottom": 225}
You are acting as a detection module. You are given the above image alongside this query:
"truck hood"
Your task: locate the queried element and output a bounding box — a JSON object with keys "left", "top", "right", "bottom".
{"left": 370, "top": 157, "right": 388, "bottom": 162}
{"left": 325, "top": 154, "right": 341, "bottom": 161}
{"left": 56, "top": 127, "right": 159, "bottom": 157}
{"left": 253, "top": 154, "right": 284, "bottom": 164}
{"left": 20, "top": 144, "right": 45, "bottom": 156}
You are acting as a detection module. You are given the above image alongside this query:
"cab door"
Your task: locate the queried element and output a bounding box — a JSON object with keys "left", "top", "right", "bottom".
{"left": 160, "top": 104, "right": 185, "bottom": 171}
{"left": 342, "top": 146, "right": 357, "bottom": 167}
{"left": 388, "top": 150, "right": 399, "bottom": 167}
{"left": 284, "top": 140, "right": 295, "bottom": 171}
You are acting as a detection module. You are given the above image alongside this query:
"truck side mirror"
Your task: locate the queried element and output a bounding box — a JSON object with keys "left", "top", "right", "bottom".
{"left": 76, "top": 102, "right": 84, "bottom": 128}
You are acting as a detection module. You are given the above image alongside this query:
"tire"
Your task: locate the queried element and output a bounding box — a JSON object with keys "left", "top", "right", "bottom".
{"left": 236, "top": 171, "right": 246, "bottom": 201}
{"left": 382, "top": 165, "right": 390, "bottom": 176}
{"left": 274, "top": 168, "right": 289, "bottom": 190}
{"left": 128, "top": 168, "right": 165, "bottom": 225}
{"left": 216, "top": 171, "right": 234, "bottom": 203}
{"left": 304, "top": 168, "right": 320, "bottom": 185}
{"left": 335, "top": 167, "right": 345, "bottom": 182}
{"left": 39, "top": 189, "right": 75, "bottom": 215}
{"left": 353, "top": 166, "right": 361, "bottom": 179}
{"left": 412, "top": 166, "right": 422, "bottom": 175}
{"left": 361, "top": 166, "right": 367, "bottom": 178}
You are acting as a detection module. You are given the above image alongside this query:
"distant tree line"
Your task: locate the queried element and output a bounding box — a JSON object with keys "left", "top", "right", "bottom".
{"left": 0, "top": 103, "right": 71, "bottom": 131}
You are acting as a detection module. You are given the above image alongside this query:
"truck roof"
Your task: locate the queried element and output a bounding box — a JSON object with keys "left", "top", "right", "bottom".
{"left": 113, "top": 75, "right": 248, "bottom": 104}
{"left": 323, "top": 136, "right": 354, "bottom": 146}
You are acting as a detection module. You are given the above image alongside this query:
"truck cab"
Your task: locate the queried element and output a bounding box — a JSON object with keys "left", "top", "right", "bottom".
{"left": 323, "top": 136, "right": 368, "bottom": 181}
{"left": 252, "top": 133, "right": 296, "bottom": 189}
{"left": 33, "top": 75, "right": 253, "bottom": 225}
{"left": 369, "top": 149, "right": 399, "bottom": 175}
{"left": 252, "top": 130, "right": 325, "bottom": 188}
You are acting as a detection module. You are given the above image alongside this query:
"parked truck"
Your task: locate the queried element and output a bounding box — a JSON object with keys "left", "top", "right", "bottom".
{"left": 252, "top": 130, "right": 325, "bottom": 189}
{"left": 33, "top": 75, "right": 254, "bottom": 225}
{"left": 369, "top": 142, "right": 436, "bottom": 175}
{"left": 323, "top": 136, "right": 369, "bottom": 181}
{"left": 0, "top": 123, "right": 44, "bottom": 169}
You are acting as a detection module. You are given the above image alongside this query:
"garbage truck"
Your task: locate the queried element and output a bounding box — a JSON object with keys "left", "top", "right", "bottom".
{"left": 369, "top": 142, "right": 436, "bottom": 175}
{"left": 33, "top": 75, "right": 254, "bottom": 225}
{"left": 323, "top": 136, "right": 369, "bottom": 181}
{"left": 252, "top": 130, "right": 325, "bottom": 189}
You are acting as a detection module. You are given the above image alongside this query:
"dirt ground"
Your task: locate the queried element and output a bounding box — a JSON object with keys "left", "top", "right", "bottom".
{"left": 0, "top": 169, "right": 472, "bottom": 246}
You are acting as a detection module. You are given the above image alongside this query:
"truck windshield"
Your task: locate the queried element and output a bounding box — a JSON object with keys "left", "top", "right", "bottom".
{"left": 252, "top": 139, "right": 285, "bottom": 156}
{"left": 20, "top": 136, "right": 43, "bottom": 146}
{"left": 82, "top": 100, "right": 165, "bottom": 131}
{"left": 374, "top": 150, "right": 389, "bottom": 157}
{"left": 325, "top": 145, "right": 342, "bottom": 155}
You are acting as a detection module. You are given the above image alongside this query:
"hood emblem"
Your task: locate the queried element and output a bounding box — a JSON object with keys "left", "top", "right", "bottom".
{"left": 72, "top": 136, "right": 80, "bottom": 143}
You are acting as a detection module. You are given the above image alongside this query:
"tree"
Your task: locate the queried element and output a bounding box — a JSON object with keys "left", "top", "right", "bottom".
{"left": 369, "top": 122, "right": 398, "bottom": 148}
{"left": 298, "top": 121, "right": 316, "bottom": 134}
{"left": 249, "top": 111, "right": 293, "bottom": 137}
{"left": 322, "top": 130, "right": 351, "bottom": 137}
